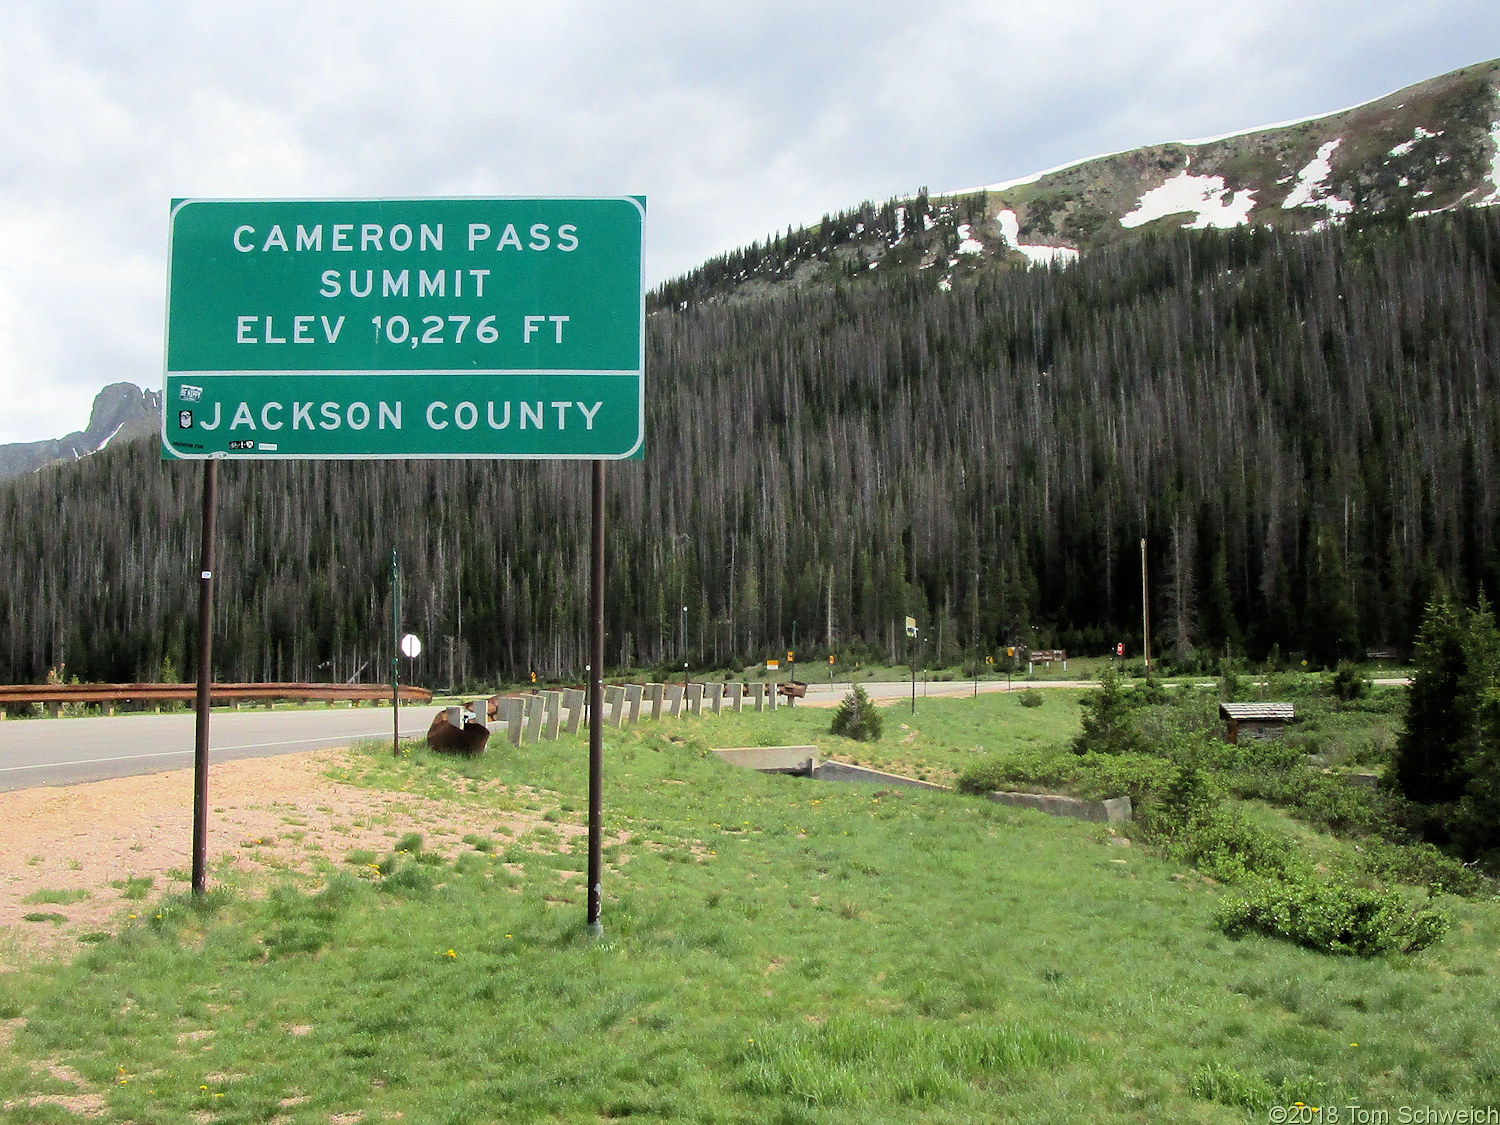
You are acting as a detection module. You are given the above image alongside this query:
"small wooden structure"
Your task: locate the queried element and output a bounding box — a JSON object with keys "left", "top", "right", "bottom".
{"left": 1219, "top": 702, "right": 1294, "bottom": 744}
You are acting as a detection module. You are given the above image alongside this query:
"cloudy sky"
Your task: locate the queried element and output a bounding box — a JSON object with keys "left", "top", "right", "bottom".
{"left": 0, "top": 0, "right": 1496, "bottom": 444}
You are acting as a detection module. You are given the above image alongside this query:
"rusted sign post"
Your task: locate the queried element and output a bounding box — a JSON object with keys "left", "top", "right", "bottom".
{"left": 191, "top": 460, "right": 218, "bottom": 895}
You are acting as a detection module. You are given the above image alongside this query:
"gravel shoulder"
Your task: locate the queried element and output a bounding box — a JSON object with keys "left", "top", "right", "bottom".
{"left": 0, "top": 746, "right": 567, "bottom": 970}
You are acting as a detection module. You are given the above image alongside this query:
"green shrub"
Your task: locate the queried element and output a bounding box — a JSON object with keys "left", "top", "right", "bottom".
{"left": 1330, "top": 661, "right": 1370, "bottom": 702}
{"left": 1217, "top": 660, "right": 1246, "bottom": 702}
{"left": 1017, "top": 690, "right": 1044, "bottom": 708}
{"left": 830, "top": 685, "right": 883, "bottom": 742}
{"left": 1215, "top": 877, "right": 1449, "bottom": 955}
{"left": 956, "top": 745, "right": 1173, "bottom": 803}
{"left": 1141, "top": 765, "right": 1299, "bottom": 882}
{"left": 1073, "top": 663, "right": 1143, "bottom": 755}
{"left": 1347, "top": 837, "right": 1492, "bottom": 896}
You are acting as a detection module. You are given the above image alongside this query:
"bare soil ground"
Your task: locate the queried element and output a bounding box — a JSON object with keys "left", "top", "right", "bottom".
{"left": 0, "top": 748, "right": 576, "bottom": 970}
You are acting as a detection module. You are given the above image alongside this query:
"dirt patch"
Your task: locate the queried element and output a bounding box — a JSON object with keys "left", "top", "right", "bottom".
{"left": 0, "top": 748, "right": 576, "bottom": 969}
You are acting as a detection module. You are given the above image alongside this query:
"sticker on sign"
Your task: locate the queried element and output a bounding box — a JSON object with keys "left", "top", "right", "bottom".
{"left": 162, "top": 197, "right": 645, "bottom": 461}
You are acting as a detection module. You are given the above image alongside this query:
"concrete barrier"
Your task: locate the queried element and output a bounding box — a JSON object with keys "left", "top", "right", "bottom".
{"left": 712, "top": 746, "right": 819, "bottom": 774}
{"left": 507, "top": 697, "right": 525, "bottom": 745}
{"left": 666, "top": 683, "right": 684, "bottom": 718}
{"left": 750, "top": 683, "right": 764, "bottom": 712}
{"left": 707, "top": 682, "right": 724, "bottom": 715}
{"left": 987, "top": 791, "right": 1133, "bottom": 824}
{"left": 731, "top": 684, "right": 743, "bottom": 713}
{"left": 766, "top": 682, "right": 778, "bottom": 711}
{"left": 542, "top": 691, "right": 561, "bottom": 739}
{"left": 646, "top": 683, "right": 664, "bottom": 720}
{"left": 811, "top": 762, "right": 949, "bottom": 790}
{"left": 605, "top": 685, "right": 625, "bottom": 728}
{"left": 525, "top": 695, "right": 544, "bottom": 742}
{"left": 562, "top": 688, "right": 584, "bottom": 734}
{"left": 626, "top": 683, "right": 643, "bottom": 723}
{"left": 687, "top": 682, "right": 703, "bottom": 716}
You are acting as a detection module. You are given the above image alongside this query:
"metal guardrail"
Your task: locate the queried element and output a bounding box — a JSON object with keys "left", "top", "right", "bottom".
{"left": 0, "top": 682, "right": 431, "bottom": 716}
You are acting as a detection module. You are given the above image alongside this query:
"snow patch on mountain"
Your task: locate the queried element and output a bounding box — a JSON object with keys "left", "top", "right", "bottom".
{"left": 955, "top": 224, "right": 985, "bottom": 255}
{"left": 1283, "top": 139, "right": 1353, "bottom": 217}
{"left": 1390, "top": 126, "right": 1442, "bottom": 159}
{"left": 995, "top": 210, "right": 1080, "bottom": 266}
{"left": 1119, "top": 170, "right": 1256, "bottom": 230}
{"left": 1483, "top": 120, "right": 1500, "bottom": 207}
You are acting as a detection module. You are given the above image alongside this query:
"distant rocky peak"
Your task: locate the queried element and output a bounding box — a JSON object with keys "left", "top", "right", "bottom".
{"left": 0, "top": 382, "right": 161, "bottom": 480}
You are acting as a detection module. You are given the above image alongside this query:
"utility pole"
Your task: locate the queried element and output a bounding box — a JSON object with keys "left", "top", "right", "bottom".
{"left": 1141, "top": 537, "right": 1152, "bottom": 682}
{"left": 972, "top": 570, "right": 980, "bottom": 697}
{"left": 789, "top": 620, "right": 797, "bottom": 708}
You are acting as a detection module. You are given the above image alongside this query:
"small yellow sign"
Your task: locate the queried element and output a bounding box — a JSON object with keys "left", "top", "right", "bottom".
{"left": 766, "top": 659, "right": 779, "bottom": 670}
{"left": 1007, "top": 647, "right": 1015, "bottom": 657}
{"left": 787, "top": 651, "right": 794, "bottom": 661}
{"left": 829, "top": 654, "right": 836, "bottom": 664}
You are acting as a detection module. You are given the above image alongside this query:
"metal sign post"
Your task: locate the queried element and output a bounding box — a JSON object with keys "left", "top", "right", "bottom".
{"left": 906, "top": 616, "right": 918, "bottom": 715}
{"left": 391, "top": 550, "right": 401, "bottom": 755}
{"left": 191, "top": 459, "right": 218, "bottom": 896}
{"left": 586, "top": 461, "right": 605, "bottom": 937}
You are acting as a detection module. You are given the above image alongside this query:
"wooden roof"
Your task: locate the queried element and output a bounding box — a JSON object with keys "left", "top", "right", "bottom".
{"left": 1219, "top": 702, "right": 1294, "bottom": 722}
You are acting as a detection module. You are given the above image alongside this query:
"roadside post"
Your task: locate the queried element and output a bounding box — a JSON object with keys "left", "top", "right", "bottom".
{"left": 190, "top": 459, "right": 217, "bottom": 895}
{"left": 163, "top": 197, "right": 646, "bottom": 929}
{"left": 788, "top": 620, "right": 796, "bottom": 707}
{"left": 391, "top": 550, "right": 400, "bottom": 754}
{"left": 906, "top": 616, "right": 918, "bottom": 714}
{"left": 399, "top": 631, "right": 422, "bottom": 747}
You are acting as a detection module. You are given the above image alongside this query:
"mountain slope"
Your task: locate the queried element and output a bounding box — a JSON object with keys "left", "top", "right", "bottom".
{"left": 656, "top": 59, "right": 1500, "bottom": 308}
{"left": 4, "top": 210, "right": 1498, "bottom": 685}
{"left": 0, "top": 383, "right": 161, "bottom": 480}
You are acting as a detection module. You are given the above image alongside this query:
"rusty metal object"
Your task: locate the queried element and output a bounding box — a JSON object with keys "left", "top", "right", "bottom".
{"left": 425, "top": 709, "right": 489, "bottom": 756}
{"left": 0, "top": 682, "right": 432, "bottom": 707}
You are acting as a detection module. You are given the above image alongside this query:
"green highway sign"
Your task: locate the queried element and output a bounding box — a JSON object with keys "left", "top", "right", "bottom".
{"left": 163, "top": 197, "right": 645, "bottom": 460}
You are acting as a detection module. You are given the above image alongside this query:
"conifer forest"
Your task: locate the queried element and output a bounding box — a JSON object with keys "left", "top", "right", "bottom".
{"left": 1, "top": 209, "right": 1497, "bottom": 686}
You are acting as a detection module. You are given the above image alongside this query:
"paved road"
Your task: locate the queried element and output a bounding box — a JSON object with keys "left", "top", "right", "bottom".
{"left": 0, "top": 705, "right": 431, "bottom": 791}
{"left": 2, "top": 675, "right": 1411, "bottom": 790}
{"left": 791, "top": 675, "right": 1409, "bottom": 706}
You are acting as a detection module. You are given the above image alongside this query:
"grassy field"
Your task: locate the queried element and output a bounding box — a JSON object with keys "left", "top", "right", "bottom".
{"left": 1, "top": 688, "right": 1497, "bottom": 1123}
